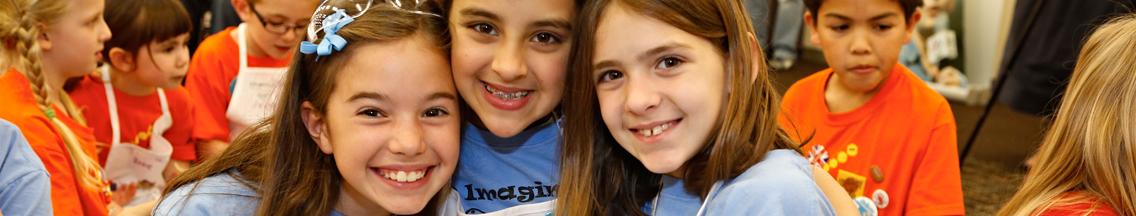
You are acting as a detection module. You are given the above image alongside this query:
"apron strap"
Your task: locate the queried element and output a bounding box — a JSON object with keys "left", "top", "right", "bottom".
{"left": 101, "top": 66, "right": 122, "bottom": 146}
{"left": 236, "top": 23, "right": 250, "bottom": 70}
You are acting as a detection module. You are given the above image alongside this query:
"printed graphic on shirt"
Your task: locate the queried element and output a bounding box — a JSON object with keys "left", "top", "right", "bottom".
{"left": 461, "top": 181, "right": 557, "bottom": 203}
{"left": 809, "top": 142, "right": 892, "bottom": 213}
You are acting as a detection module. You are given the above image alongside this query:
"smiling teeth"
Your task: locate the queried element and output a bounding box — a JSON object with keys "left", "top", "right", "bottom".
{"left": 485, "top": 84, "right": 530, "bottom": 100}
{"left": 381, "top": 170, "right": 426, "bottom": 182}
{"left": 638, "top": 123, "right": 671, "bottom": 137}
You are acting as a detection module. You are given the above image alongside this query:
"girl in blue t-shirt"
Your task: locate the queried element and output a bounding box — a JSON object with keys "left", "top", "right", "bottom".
{"left": 556, "top": 0, "right": 857, "bottom": 215}
{"left": 441, "top": 0, "right": 584, "bottom": 215}
{"left": 154, "top": 1, "right": 459, "bottom": 215}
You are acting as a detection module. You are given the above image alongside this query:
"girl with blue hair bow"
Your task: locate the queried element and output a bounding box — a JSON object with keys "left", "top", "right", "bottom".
{"left": 154, "top": 0, "right": 461, "bottom": 215}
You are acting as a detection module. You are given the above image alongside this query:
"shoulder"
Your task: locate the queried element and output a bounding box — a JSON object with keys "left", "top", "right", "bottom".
{"left": 727, "top": 150, "right": 816, "bottom": 195}
{"left": 153, "top": 171, "right": 259, "bottom": 216}
{"left": 163, "top": 87, "right": 195, "bottom": 111}
{"left": 710, "top": 150, "right": 833, "bottom": 214}
{"left": 784, "top": 68, "right": 832, "bottom": 102}
{"left": 895, "top": 66, "right": 951, "bottom": 113}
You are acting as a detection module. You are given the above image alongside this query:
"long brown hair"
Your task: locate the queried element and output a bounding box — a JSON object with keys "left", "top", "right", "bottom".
{"left": 1, "top": 0, "right": 105, "bottom": 189}
{"left": 161, "top": 0, "right": 450, "bottom": 215}
{"left": 997, "top": 14, "right": 1136, "bottom": 216}
{"left": 556, "top": 0, "right": 798, "bottom": 215}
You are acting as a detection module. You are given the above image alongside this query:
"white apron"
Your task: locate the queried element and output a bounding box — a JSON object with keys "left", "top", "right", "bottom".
{"left": 100, "top": 66, "right": 173, "bottom": 207}
{"left": 225, "top": 24, "right": 288, "bottom": 139}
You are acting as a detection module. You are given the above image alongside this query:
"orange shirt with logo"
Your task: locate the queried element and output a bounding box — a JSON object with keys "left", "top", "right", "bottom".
{"left": 68, "top": 74, "right": 197, "bottom": 164}
{"left": 779, "top": 65, "right": 965, "bottom": 215}
{"left": 183, "top": 27, "right": 290, "bottom": 143}
{"left": 0, "top": 69, "right": 110, "bottom": 216}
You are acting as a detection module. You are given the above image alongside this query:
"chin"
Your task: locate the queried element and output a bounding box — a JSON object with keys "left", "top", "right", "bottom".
{"left": 383, "top": 202, "right": 430, "bottom": 215}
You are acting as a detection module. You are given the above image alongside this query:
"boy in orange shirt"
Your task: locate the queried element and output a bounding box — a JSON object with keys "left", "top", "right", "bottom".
{"left": 184, "top": 0, "right": 317, "bottom": 159}
{"left": 778, "top": 0, "right": 964, "bottom": 215}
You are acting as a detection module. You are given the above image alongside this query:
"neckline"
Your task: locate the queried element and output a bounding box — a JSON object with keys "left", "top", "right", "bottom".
{"left": 819, "top": 64, "right": 906, "bottom": 126}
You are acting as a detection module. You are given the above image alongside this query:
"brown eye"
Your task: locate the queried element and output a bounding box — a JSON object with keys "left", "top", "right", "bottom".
{"left": 655, "top": 57, "right": 683, "bottom": 70}
{"left": 422, "top": 107, "right": 450, "bottom": 117}
{"left": 469, "top": 23, "right": 498, "bottom": 36}
{"left": 530, "top": 32, "right": 561, "bottom": 45}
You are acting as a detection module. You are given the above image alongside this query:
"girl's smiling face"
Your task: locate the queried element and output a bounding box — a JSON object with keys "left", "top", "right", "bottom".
{"left": 304, "top": 36, "right": 459, "bottom": 215}
{"left": 590, "top": 3, "right": 727, "bottom": 177}
{"left": 448, "top": 0, "right": 576, "bottom": 137}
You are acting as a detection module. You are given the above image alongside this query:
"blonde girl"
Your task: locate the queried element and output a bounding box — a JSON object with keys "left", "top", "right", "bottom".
{"left": 0, "top": 0, "right": 130, "bottom": 215}
{"left": 997, "top": 14, "right": 1136, "bottom": 216}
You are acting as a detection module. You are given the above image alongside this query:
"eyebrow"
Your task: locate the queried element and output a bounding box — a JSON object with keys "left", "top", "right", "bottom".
{"left": 347, "top": 92, "right": 388, "bottom": 102}
{"left": 532, "top": 19, "right": 573, "bottom": 31}
{"left": 459, "top": 7, "right": 500, "bottom": 22}
{"left": 823, "top": 12, "right": 900, "bottom": 22}
{"left": 426, "top": 92, "right": 458, "bottom": 102}
{"left": 593, "top": 42, "right": 692, "bottom": 70}
{"left": 347, "top": 92, "right": 457, "bottom": 103}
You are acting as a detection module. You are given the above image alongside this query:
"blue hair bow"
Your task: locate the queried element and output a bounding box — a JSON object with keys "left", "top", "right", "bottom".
{"left": 300, "top": 9, "right": 354, "bottom": 56}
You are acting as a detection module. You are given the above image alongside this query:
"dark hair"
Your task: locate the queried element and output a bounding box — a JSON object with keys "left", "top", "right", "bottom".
{"left": 556, "top": 0, "right": 799, "bottom": 215}
{"left": 161, "top": 0, "right": 450, "bottom": 215}
{"left": 101, "top": 0, "right": 193, "bottom": 64}
{"left": 803, "top": 0, "right": 924, "bottom": 25}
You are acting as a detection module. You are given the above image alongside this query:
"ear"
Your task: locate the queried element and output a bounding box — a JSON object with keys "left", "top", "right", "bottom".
{"left": 804, "top": 12, "right": 819, "bottom": 45}
{"left": 36, "top": 24, "right": 52, "bottom": 51}
{"left": 903, "top": 10, "right": 923, "bottom": 44}
{"left": 745, "top": 32, "right": 761, "bottom": 83}
{"left": 107, "top": 48, "right": 135, "bottom": 72}
{"left": 231, "top": 0, "right": 253, "bottom": 23}
{"left": 301, "top": 101, "right": 333, "bottom": 154}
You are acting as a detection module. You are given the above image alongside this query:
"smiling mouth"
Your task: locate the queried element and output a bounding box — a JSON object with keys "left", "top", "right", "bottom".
{"left": 484, "top": 82, "right": 531, "bottom": 100}
{"left": 375, "top": 167, "right": 431, "bottom": 183}
{"left": 631, "top": 119, "right": 681, "bottom": 138}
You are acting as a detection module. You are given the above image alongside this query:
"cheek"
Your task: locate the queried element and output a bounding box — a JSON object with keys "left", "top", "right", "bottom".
{"left": 532, "top": 56, "right": 567, "bottom": 92}
{"left": 596, "top": 92, "right": 622, "bottom": 129}
{"left": 451, "top": 42, "right": 490, "bottom": 79}
{"left": 430, "top": 124, "right": 462, "bottom": 164}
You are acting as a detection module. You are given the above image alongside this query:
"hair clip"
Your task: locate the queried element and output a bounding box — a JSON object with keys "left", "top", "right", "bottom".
{"left": 300, "top": 9, "right": 353, "bottom": 56}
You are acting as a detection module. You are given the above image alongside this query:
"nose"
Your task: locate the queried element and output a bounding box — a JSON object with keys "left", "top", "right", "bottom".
{"left": 176, "top": 46, "right": 189, "bottom": 69}
{"left": 97, "top": 19, "right": 112, "bottom": 42}
{"left": 623, "top": 74, "right": 662, "bottom": 116}
{"left": 849, "top": 31, "right": 872, "bottom": 56}
{"left": 280, "top": 27, "right": 301, "bottom": 44}
{"left": 491, "top": 40, "right": 529, "bottom": 82}
{"left": 388, "top": 118, "right": 427, "bottom": 156}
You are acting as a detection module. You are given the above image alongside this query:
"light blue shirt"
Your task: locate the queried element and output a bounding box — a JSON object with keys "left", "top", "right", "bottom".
{"left": 645, "top": 149, "right": 836, "bottom": 215}
{"left": 450, "top": 120, "right": 561, "bottom": 214}
{"left": 0, "top": 119, "right": 53, "bottom": 216}
{"left": 153, "top": 170, "right": 260, "bottom": 216}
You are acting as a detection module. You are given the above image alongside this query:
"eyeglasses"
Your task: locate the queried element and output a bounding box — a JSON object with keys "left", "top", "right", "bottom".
{"left": 248, "top": 2, "right": 306, "bottom": 36}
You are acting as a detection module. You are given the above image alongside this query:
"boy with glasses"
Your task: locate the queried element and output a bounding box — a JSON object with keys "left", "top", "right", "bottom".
{"left": 183, "top": 0, "right": 318, "bottom": 160}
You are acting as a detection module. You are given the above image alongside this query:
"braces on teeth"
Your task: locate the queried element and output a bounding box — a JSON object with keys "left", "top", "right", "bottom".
{"left": 485, "top": 85, "right": 529, "bottom": 100}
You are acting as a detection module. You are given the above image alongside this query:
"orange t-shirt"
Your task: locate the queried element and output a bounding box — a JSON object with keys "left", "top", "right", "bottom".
{"left": 778, "top": 65, "right": 965, "bottom": 215}
{"left": 68, "top": 74, "right": 197, "bottom": 164}
{"left": 184, "top": 27, "right": 291, "bottom": 143}
{"left": 0, "top": 69, "right": 110, "bottom": 216}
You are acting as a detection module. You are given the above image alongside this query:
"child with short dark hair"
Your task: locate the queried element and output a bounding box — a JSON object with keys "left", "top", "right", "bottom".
{"left": 780, "top": 0, "right": 965, "bottom": 215}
